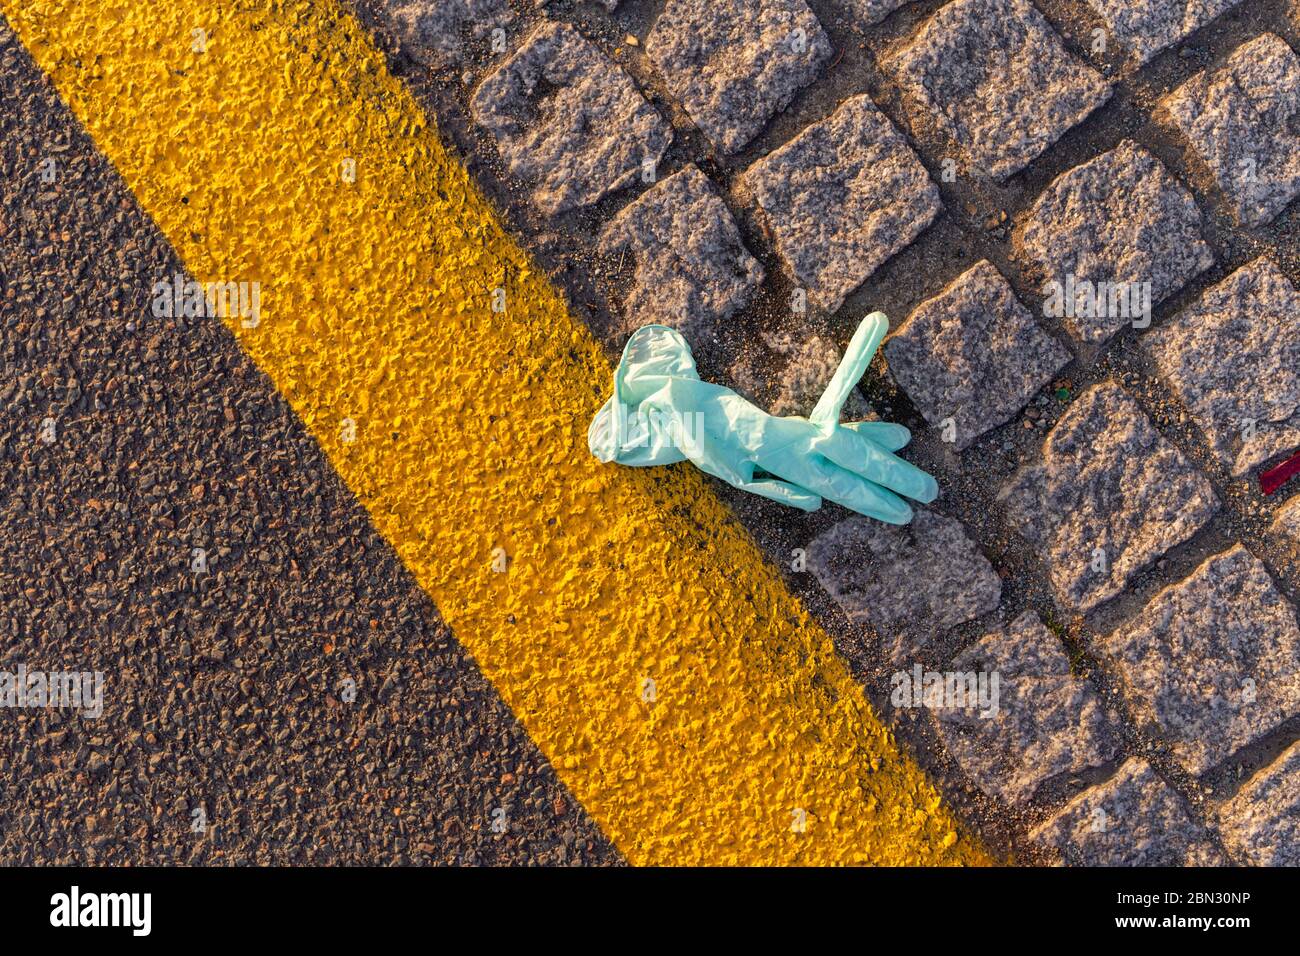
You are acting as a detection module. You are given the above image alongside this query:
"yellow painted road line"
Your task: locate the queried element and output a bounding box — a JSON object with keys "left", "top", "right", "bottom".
{"left": 5, "top": 0, "right": 990, "bottom": 864}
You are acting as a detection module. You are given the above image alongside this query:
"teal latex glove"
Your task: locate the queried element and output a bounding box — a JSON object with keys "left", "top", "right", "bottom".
{"left": 588, "top": 312, "right": 938, "bottom": 524}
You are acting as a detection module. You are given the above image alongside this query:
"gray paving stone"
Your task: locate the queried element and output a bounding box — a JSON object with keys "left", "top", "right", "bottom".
{"left": 1030, "top": 758, "right": 1226, "bottom": 866}
{"left": 1000, "top": 383, "right": 1219, "bottom": 614}
{"left": 470, "top": 21, "right": 672, "bottom": 216}
{"left": 599, "top": 165, "right": 763, "bottom": 337}
{"left": 1274, "top": 495, "right": 1300, "bottom": 549}
{"left": 389, "top": 0, "right": 514, "bottom": 69}
{"left": 936, "top": 612, "right": 1122, "bottom": 806}
{"left": 883, "top": 0, "right": 1111, "bottom": 180}
{"left": 884, "top": 260, "right": 1072, "bottom": 451}
{"left": 1219, "top": 740, "right": 1300, "bottom": 866}
{"left": 1162, "top": 33, "right": 1300, "bottom": 227}
{"left": 807, "top": 510, "right": 1001, "bottom": 662}
{"left": 740, "top": 94, "right": 940, "bottom": 313}
{"left": 1100, "top": 545, "right": 1300, "bottom": 776}
{"left": 1019, "top": 141, "right": 1214, "bottom": 344}
{"left": 1147, "top": 257, "right": 1300, "bottom": 476}
{"left": 1084, "top": 0, "right": 1244, "bottom": 65}
{"left": 646, "top": 0, "right": 832, "bottom": 154}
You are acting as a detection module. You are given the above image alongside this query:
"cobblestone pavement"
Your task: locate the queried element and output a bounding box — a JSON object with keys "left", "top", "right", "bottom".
{"left": 349, "top": 0, "right": 1300, "bottom": 864}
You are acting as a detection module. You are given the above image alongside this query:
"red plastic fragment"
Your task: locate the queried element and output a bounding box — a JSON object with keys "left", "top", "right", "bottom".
{"left": 1260, "top": 449, "right": 1300, "bottom": 496}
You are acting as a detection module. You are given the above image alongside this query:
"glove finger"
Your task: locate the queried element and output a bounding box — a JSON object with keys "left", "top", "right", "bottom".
{"left": 809, "top": 312, "right": 888, "bottom": 428}
{"left": 841, "top": 420, "right": 911, "bottom": 452}
{"left": 815, "top": 427, "right": 938, "bottom": 504}
{"left": 772, "top": 454, "right": 914, "bottom": 523}
{"left": 812, "top": 457, "right": 915, "bottom": 523}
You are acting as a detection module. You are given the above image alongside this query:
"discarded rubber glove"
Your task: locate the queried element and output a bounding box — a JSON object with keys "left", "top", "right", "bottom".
{"left": 588, "top": 312, "right": 938, "bottom": 524}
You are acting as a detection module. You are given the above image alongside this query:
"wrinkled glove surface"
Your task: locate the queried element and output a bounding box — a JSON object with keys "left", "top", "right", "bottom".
{"left": 588, "top": 313, "right": 937, "bottom": 524}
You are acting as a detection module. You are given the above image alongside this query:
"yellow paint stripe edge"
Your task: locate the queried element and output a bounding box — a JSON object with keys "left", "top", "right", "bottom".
{"left": 5, "top": 0, "right": 990, "bottom": 865}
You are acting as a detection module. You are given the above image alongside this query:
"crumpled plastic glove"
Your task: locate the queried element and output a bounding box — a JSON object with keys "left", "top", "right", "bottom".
{"left": 587, "top": 312, "right": 938, "bottom": 524}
